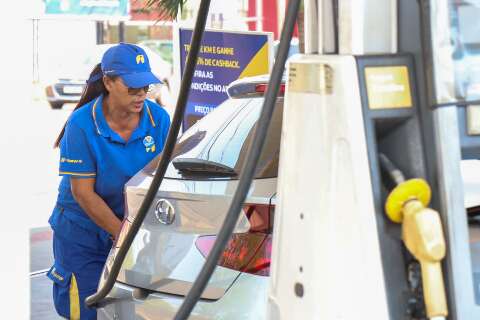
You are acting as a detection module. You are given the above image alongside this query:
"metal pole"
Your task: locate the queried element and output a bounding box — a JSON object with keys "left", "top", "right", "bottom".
{"left": 118, "top": 21, "right": 125, "bottom": 43}
{"left": 304, "top": 0, "right": 319, "bottom": 54}
{"left": 96, "top": 21, "right": 104, "bottom": 44}
{"left": 338, "top": 0, "right": 397, "bottom": 54}
{"left": 320, "top": 0, "right": 337, "bottom": 53}
{"left": 277, "top": 0, "right": 286, "bottom": 37}
{"left": 256, "top": 0, "right": 263, "bottom": 31}
{"left": 33, "top": 19, "right": 39, "bottom": 83}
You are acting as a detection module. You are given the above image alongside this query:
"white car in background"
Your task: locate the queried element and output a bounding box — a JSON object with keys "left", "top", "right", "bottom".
{"left": 44, "top": 44, "right": 172, "bottom": 109}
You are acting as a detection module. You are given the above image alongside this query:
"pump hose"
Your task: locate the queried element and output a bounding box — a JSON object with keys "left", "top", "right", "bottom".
{"left": 378, "top": 153, "right": 406, "bottom": 186}
{"left": 85, "top": 0, "right": 212, "bottom": 308}
{"left": 172, "top": 0, "right": 301, "bottom": 319}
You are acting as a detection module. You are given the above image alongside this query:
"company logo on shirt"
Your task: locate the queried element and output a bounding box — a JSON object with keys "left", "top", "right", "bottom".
{"left": 143, "top": 136, "right": 156, "bottom": 152}
{"left": 60, "top": 157, "right": 83, "bottom": 164}
{"left": 136, "top": 54, "right": 145, "bottom": 64}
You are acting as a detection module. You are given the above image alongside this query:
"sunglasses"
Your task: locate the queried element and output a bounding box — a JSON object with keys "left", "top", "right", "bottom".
{"left": 127, "top": 85, "right": 152, "bottom": 96}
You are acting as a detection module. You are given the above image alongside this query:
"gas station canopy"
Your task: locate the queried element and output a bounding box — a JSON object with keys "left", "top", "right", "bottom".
{"left": 44, "top": 0, "right": 129, "bottom": 19}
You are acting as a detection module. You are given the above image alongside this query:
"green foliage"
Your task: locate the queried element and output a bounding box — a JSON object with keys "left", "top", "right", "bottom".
{"left": 144, "top": 0, "right": 188, "bottom": 20}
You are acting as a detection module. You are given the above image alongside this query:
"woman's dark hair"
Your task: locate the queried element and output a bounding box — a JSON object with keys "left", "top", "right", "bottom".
{"left": 54, "top": 63, "right": 111, "bottom": 148}
{"left": 162, "top": 77, "right": 170, "bottom": 90}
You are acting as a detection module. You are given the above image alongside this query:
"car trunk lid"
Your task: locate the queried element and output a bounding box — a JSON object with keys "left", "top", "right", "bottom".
{"left": 109, "top": 172, "right": 276, "bottom": 300}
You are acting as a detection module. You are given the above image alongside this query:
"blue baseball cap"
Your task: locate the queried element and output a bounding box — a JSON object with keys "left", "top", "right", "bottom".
{"left": 101, "top": 43, "right": 161, "bottom": 88}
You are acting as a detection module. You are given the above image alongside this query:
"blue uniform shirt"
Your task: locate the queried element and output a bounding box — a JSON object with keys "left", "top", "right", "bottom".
{"left": 49, "top": 95, "right": 170, "bottom": 247}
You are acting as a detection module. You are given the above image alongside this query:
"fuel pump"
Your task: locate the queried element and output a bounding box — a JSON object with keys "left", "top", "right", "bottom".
{"left": 267, "top": 0, "right": 461, "bottom": 319}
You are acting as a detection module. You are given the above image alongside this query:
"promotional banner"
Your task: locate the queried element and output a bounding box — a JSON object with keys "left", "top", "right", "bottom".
{"left": 177, "top": 28, "right": 273, "bottom": 129}
{"left": 44, "top": 0, "right": 129, "bottom": 18}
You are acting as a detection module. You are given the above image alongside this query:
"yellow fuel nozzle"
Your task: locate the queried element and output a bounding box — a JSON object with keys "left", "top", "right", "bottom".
{"left": 385, "top": 179, "right": 448, "bottom": 319}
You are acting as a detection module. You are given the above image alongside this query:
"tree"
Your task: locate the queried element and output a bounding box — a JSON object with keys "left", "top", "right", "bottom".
{"left": 143, "top": 0, "right": 188, "bottom": 20}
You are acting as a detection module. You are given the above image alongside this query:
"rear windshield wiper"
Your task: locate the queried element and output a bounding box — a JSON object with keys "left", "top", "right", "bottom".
{"left": 172, "top": 158, "right": 237, "bottom": 177}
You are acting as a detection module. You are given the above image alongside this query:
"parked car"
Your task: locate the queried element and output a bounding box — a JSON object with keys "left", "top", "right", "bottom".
{"left": 97, "top": 74, "right": 480, "bottom": 319}
{"left": 44, "top": 44, "right": 172, "bottom": 109}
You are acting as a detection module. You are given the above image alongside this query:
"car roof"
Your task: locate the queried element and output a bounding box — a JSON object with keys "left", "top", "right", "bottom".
{"left": 227, "top": 74, "right": 286, "bottom": 99}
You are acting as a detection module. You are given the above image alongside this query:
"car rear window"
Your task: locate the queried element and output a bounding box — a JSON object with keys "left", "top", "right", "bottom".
{"left": 164, "top": 97, "right": 283, "bottom": 180}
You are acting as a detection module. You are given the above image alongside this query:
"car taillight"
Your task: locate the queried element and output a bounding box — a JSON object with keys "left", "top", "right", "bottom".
{"left": 255, "top": 83, "right": 285, "bottom": 96}
{"left": 195, "top": 204, "right": 274, "bottom": 276}
{"left": 45, "top": 85, "right": 54, "bottom": 97}
{"left": 115, "top": 218, "right": 132, "bottom": 249}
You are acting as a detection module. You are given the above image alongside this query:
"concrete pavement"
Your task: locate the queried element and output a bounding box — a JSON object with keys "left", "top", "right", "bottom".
{"left": 30, "top": 227, "right": 61, "bottom": 320}
{"left": 26, "top": 98, "right": 72, "bottom": 320}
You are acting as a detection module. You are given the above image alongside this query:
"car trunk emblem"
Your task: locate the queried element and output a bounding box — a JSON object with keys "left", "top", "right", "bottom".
{"left": 155, "top": 199, "right": 175, "bottom": 225}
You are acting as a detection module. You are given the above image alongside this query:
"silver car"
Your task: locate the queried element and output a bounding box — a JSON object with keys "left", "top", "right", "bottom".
{"left": 98, "top": 76, "right": 284, "bottom": 319}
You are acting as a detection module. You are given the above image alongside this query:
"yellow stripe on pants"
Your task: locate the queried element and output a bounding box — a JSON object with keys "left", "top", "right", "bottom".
{"left": 69, "top": 274, "right": 80, "bottom": 320}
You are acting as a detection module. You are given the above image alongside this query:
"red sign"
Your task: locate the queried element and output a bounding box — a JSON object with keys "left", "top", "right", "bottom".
{"left": 247, "top": 0, "right": 298, "bottom": 40}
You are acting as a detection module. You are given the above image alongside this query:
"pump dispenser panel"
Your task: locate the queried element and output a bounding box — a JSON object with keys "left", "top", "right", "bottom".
{"left": 355, "top": 54, "right": 434, "bottom": 319}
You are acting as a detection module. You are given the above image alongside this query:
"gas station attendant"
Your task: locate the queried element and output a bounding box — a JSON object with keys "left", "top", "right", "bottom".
{"left": 46, "top": 43, "right": 171, "bottom": 319}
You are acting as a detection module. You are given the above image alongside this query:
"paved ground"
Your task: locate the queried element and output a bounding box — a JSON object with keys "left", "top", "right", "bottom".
{"left": 30, "top": 227, "right": 62, "bottom": 320}
{"left": 25, "top": 97, "right": 73, "bottom": 320}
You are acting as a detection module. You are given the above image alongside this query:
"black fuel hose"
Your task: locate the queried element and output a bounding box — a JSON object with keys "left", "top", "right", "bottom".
{"left": 379, "top": 153, "right": 406, "bottom": 186}
{"left": 85, "top": 0, "right": 211, "bottom": 308}
{"left": 172, "top": 0, "right": 301, "bottom": 319}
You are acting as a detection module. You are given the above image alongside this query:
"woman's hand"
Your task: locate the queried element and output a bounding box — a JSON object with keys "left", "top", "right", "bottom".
{"left": 70, "top": 177, "right": 123, "bottom": 237}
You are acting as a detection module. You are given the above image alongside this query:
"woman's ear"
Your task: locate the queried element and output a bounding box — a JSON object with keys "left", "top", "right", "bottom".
{"left": 103, "top": 76, "right": 114, "bottom": 92}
